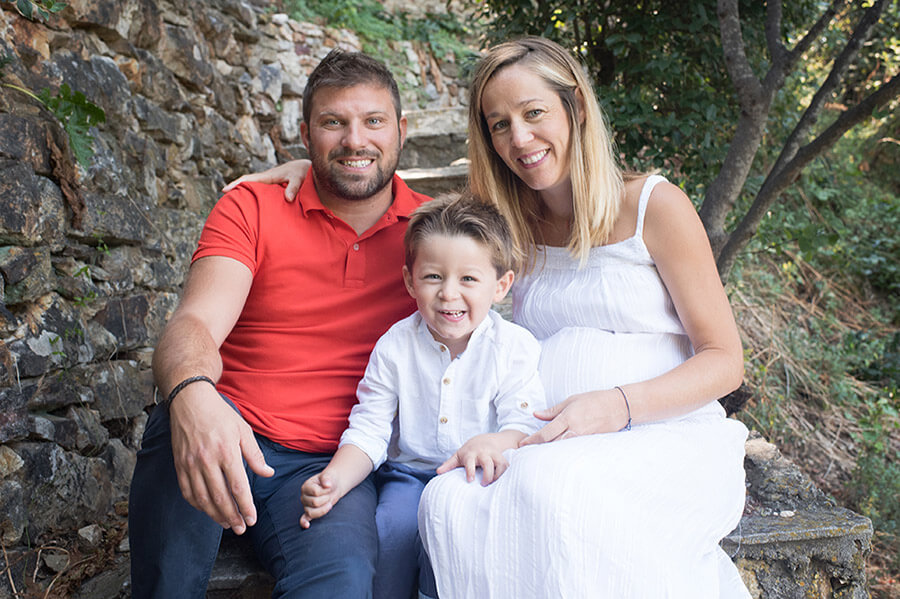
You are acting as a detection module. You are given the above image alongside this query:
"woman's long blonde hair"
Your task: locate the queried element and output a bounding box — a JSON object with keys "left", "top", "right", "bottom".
{"left": 467, "top": 36, "right": 624, "bottom": 269}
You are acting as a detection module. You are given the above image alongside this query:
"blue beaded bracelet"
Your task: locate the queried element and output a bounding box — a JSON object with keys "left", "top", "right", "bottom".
{"left": 614, "top": 385, "right": 632, "bottom": 431}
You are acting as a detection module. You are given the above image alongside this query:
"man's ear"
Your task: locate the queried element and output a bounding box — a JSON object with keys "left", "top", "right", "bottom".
{"left": 300, "top": 121, "right": 310, "bottom": 151}
{"left": 398, "top": 114, "right": 408, "bottom": 150}
{"left": 493, "top": 270, "right": 515, "bottom": 303}
{"left": 402, "top": 265, "right": 416, "bottom": 298}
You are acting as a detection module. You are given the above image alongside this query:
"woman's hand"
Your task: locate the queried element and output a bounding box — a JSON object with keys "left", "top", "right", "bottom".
{"left": 222, "top": 159, "right": 312, "bottom": 202}
{"left": 519, "top": 388, "right": 630, "bottom": 446}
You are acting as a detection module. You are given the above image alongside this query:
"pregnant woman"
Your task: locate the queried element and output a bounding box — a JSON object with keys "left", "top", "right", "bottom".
{"left": 415, "top": 37, "right": 750, "bottom": 598}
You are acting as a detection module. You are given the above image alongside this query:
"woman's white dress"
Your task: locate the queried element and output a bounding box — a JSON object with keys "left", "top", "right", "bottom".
{"left": 417, "top": 175, "right": 750, "bottom": 598}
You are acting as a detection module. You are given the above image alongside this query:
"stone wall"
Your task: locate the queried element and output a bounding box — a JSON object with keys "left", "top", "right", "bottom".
{"left": 0, "top": 0, "right": 466, "bottom": 559}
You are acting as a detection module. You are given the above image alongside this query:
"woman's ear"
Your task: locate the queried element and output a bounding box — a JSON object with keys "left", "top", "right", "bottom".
{"left": 575, "top": 89, "right": 586, "bottom": 126}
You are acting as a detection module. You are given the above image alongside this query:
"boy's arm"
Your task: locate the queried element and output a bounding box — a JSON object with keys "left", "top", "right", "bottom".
{"left": 300, "top": 444, "right": 374, "bottom": 528}
{"left": 436, "top": 429, "right": 526, "bottom": 485}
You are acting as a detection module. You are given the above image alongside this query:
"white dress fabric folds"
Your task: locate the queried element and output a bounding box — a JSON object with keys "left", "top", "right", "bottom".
{"left": 417, "top": 176, "right": 751, "bottom": 598}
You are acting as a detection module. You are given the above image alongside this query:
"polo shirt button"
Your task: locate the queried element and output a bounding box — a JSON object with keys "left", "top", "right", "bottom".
{"left": 439, "top": 417, "right": 448, "bottom": 424}
{"left": 520, "top": 401, "right": 529, "bottom": 409}
{"left": 353, "top": 243, "right": 360, "bottom": 251}
{"left": 442, "top": 378, "right": 450, "bottom": 385}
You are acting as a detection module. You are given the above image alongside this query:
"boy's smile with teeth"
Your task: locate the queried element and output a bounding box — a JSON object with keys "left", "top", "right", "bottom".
{"left": 403, "top": 234, "right": 513, "bottom": 359}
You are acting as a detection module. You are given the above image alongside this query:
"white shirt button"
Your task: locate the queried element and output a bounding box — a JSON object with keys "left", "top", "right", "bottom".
{"left": 439, "top": 416, "right": 448, "bottom": 424}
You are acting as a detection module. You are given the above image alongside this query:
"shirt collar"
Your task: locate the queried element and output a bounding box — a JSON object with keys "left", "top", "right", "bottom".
{"left": 413, "top": 310, "right": 497, "bottom": 356}
{"left": 296, "top": 171, "right": 423, "bottom": 221}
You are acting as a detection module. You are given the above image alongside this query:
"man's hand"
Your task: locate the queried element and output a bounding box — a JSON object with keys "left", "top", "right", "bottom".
{"left": 222, "top": 159, "right": 312, "bottom": 202}
{"left": 169, "top": 383, "right": 274, "bottom": 534}
{"left": 437, "top": 430, "right": 526, "bottom": 485}
{"left": 299, "top": 471, "right": 342, "bottom": 528}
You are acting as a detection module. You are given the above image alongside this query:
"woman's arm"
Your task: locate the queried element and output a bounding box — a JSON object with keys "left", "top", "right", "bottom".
{"left": 222, "top": 159, "right": 312, "bottom": 202}
{"left": 521, "top": 180, "right": 743, "bottom": 444}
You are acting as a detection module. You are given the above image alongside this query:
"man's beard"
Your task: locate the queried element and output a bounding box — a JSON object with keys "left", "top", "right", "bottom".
{"left": 308, "top": 142, "right": 400, "bottom": 201}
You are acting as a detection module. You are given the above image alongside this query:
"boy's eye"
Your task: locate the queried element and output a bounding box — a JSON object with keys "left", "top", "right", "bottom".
{"left": 462, "top": 275, "right": 477, "bottom": 282}
{"left": 424, "top": 274, "right": 441, "bottom": 280}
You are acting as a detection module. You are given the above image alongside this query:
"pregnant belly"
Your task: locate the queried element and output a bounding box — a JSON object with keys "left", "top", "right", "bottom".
{"left": 538, "top": 327, "right": 692, "bottom": 408}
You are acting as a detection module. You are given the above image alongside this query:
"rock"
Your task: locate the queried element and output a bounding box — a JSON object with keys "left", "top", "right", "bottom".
{"left": 0, "top": 480, "right": 25, "bottom": 543}
{"left": 0, "top": 246, "right": 55, "bottom": 306}
{"left": 0, "top": 381, "right": 28, "bottom": 444}
{"left": 0, "top": 446, "right": 24, "bottom": 478}
{"left": 5, "top": 293, "right": 93, "bottom": 376}
{"left": 76, "top": 191, "right": 153, "bottom": 245}
{"left": 42, "top": 552, "right": 69, "bottom": 573}
{"left": 91, "top": 293, "right": 173, "bottom": 351}
{"left": 78, "top": 523, "right": 104, "bottom": 547}
{"left": 15, "top": 442, "right": 114, "bottom": 537}
{"left": 0, "top": 161, "right": 65, "bottom": 247}
{"left": 104, "top": 438, "right": 136, "bottom": 498}
{"left": 159, "top": 23, "right": 214, "bottom": 90}
{"left": 68, "top": 405, "right": 110, "bottom": 452}
{"left": 88, "top": 360, "right": 154, "bottom": 421}
{"left": 0, "top": 114, "right": 51, "bottom": 174}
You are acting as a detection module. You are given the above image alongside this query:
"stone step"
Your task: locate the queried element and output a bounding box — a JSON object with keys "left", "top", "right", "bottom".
{"left": 203, "top": 435, "right": 873, "bottom": 598}
{"left": 397, "top": 163, "right": 468, "bottom": 198}
{"left": 399, "top": 108, "right": 468, "bottom": 170}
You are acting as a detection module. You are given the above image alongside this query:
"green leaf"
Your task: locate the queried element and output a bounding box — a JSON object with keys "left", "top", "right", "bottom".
{"left": 16, "top": 0, "right": 34, "bottom": 19}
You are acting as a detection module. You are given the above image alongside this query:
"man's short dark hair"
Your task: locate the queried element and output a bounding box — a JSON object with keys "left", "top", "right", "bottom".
{"left": 303, "top": 49, "right": 402, "bottom": 124}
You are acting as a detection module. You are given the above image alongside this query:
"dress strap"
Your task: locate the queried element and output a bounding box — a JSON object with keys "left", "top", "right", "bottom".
{"left": 635, "top": 174, "right": 668, "bottom": 238}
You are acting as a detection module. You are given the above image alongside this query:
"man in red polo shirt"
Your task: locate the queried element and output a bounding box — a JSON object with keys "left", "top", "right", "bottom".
{"left": 129, "top": 50, "right": 430, "bottom": 598}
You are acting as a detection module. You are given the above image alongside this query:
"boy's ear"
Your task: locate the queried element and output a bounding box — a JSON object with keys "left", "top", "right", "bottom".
{"left": 493, "top": 270, "right": 515, "bottom": 303}
{"left": 402, "top": 265, "right": 416, "bottom": 298}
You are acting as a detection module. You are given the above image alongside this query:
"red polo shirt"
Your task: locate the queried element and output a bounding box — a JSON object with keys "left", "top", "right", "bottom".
{"left": 193, "top": 174, "right": 426, "bottom": 452}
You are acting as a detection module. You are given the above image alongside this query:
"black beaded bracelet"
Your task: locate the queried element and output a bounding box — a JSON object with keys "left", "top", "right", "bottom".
{"left": 614, "top": 385, "right": 632, "bottom": 432}
{"left": 166, "top": 375, "right": 216, "bottom": 405}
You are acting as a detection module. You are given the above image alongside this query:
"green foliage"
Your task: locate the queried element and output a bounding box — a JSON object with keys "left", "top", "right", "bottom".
{"left": 283, "top": 0, "right": 478, "bottom": 105}
{"left": 3, "top": 0, "right": 66, "bottom": 21}
{"left": 37, "top": 83, "right": 106, "bottom": 167}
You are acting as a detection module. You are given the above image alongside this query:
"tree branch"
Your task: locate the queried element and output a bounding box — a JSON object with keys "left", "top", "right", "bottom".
{"left": 716, "top": 71, "right": 900, "bottom": 277}
{"left": 784, "top": 0, "right": 846, "bottom": 66}
{"left": 764, "top": 0, "right": 785, "bottom": 63}
{"left": 763, "top": 0, "right": 887, "bottom": 203}
{"left": 717, "top": 0, "right": 761, "bottom": 110}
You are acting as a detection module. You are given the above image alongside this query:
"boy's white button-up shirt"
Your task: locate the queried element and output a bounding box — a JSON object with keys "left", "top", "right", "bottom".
{"left": 340, "top": 310, "right": 547, "bottom": 471}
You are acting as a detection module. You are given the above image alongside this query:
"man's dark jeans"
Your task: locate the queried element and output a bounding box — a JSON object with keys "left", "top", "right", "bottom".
{"left": 129, "top": 399, "right": 378, "bottom": 599}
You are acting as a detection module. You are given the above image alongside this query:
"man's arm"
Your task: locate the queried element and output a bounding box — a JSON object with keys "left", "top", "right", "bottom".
{"left": 152, "top": 256, "right": 273, "bottom": 534}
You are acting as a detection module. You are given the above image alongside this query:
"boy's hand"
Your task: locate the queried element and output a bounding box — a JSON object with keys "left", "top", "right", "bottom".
{"left": 299, "top": 472, "right": 341, "bottom": 528}
{"left": 437, "top": 431, "right": 525, "bottom": 485}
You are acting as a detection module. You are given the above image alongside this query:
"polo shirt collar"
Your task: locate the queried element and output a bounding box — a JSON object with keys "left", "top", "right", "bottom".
{"left": 296, "top": 171, "right": 422, "bottom": 221}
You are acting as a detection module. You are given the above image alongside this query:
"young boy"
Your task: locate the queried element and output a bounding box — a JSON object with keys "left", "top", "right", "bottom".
{"left": 300, "top": 193, "right": 546, "bottom": 599}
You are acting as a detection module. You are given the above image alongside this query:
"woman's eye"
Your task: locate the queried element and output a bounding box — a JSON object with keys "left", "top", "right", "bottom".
{"left": 526, "top": 109, "right": 543, "bottom": 118}
{"left": 490, "top": 120, "right": 508, "bottom": 132}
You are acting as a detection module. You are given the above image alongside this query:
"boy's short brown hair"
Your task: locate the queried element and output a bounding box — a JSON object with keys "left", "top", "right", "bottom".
{"left": 404, "top": 192, "right": 516, "bottom": 277}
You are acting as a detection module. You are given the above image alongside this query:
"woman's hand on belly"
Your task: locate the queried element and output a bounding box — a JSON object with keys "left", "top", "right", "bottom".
{"left": 519, "top": 388, "right": 631, "bottom": 446}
